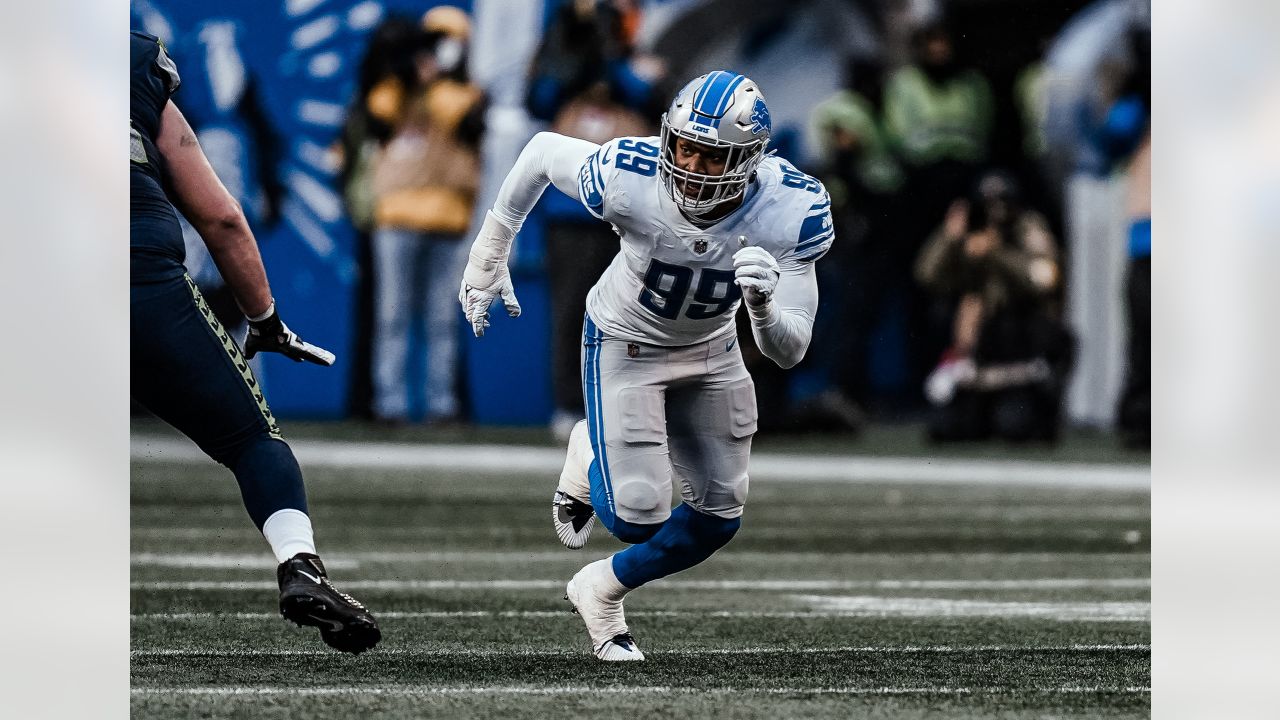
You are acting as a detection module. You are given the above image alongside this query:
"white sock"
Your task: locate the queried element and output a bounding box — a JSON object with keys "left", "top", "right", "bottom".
{"left": 595, "top": 556, "right": 630, "bottom": 602}
{"left": 262, "top": 509, "right": 317, "bottom": 563}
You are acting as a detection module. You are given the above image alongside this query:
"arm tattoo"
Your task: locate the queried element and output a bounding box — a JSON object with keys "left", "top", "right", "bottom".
{"left": 180, "top": 133, "right": 199, "bottom": 147}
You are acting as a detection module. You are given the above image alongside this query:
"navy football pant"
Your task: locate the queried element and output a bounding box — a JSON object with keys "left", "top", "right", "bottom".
{"left": 131, "top": 274, "right": 307, "bottom": 529}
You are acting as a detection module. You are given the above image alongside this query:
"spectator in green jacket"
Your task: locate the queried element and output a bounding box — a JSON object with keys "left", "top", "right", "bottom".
{"left": 811, "top": 57, "right": 904, "bottom": 203}
{"left": 883, "top": 18, "right": 996, "bottom": 393}
{"left": 884, "top": 19, "right": 993, "bottom": 169}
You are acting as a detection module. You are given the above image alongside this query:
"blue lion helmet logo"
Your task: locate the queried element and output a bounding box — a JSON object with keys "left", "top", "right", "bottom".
{"left": 749, "top": 97, "right": 771, "bottom": 135}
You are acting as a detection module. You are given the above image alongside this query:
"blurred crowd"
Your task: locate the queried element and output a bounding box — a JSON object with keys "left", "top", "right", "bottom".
{"left": 338, "top": 6, "right": 486, "bottom": 426}
{"left": 294, "top": 0, "right": 1148, "bottom": 446}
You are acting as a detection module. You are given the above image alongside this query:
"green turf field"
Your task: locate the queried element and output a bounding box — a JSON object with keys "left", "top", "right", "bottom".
{"left": 131, "top": 431, "right": 1149, "bottom": 719}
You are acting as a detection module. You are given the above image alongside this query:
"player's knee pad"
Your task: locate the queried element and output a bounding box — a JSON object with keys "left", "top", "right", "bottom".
{"left": 601, "top": 477, "right": 667, "bottom": 543}
{"left": 605, "top": 385, "right": 671, "bottom": 526}
{"left": 589, "top": 463, "right": 669, "bottom": 542}
{"left": 613, "top": 478, "right": 664, "bottom": 518}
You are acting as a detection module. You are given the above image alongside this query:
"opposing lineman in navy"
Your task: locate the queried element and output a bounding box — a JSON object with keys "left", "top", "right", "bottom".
{"left": 130, "top": 30, "right": 380, "bottom": 654}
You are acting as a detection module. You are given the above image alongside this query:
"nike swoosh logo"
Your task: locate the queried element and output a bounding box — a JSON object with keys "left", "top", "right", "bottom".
{"left": 299, "top": 570, "right": 323, "bottom": 584}
{"left": 726, "top": 338, "right": 738, "bottom": 351}
{"left": 599, "top": 147, "right": 611, "bottom": 166}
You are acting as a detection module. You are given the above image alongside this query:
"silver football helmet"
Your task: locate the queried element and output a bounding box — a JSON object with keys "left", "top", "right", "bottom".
{"left": 659, "top": 71, "right": 772, "bottom": 218}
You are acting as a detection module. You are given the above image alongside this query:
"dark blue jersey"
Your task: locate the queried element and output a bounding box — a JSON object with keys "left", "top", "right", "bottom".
{"left": 131, "top": 31, "right": 186, "bottom": 283}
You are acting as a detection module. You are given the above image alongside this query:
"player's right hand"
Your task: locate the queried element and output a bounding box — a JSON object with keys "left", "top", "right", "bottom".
{"left": 244, "top": 304, "right": 336, "bottom": 365}
{"left": 459, "top": 211, "right": 523, "bottom": 337}
{"left": 458, "top": 269, "right": 521, "bottom": 338}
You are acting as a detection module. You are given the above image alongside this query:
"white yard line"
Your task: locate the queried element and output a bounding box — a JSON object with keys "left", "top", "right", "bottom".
{"left": 792, "top": 595, "right": 1149, "bottom": 622}
{"left": 132, "top": 608, "right": 1149, "bottom": 622}
{"left": 127, "top": 545, "right": 1152, "bottom": 563}
{"left": 130, "top": 684, "right": 1151, "bottom": 697}
{"left": 131, "top": 578, "right": 1149, "bottom": 591}
{"left": 131, "top": 553, "right": 359, "bottom": 570}
{"left": 131, "top": 435, "right": 1149, "bottom": 489}
{"left": 130, "top": 644, "right": 1149, "bottom": 658}
{"left": 129, "top": 550, "right": 1151, "bottom": 567}
{"left": 132, "top": 526, "right": 1147, "bottom": 542}
{"left": 131, "top": 596, "right": 1149, "bottom": 623}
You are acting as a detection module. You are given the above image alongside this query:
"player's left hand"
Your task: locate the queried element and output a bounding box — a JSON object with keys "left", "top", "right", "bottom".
{"left": 244, "top": 305, "right": 336, "bottom": 365}
{"left": 733, "top": 246, "right": 780, "bottom": 306}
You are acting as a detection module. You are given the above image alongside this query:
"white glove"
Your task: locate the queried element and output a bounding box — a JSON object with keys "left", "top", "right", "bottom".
{"left": 459, "top": 212, "right": 522, "bottom": 337}
{"left": 732, "top": 246, "right": 780, "bottom": 307}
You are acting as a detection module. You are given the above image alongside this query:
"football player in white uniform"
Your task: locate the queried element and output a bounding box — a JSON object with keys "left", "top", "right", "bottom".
{"left": 459, "top": 71, "right": 833, "bottom": 661}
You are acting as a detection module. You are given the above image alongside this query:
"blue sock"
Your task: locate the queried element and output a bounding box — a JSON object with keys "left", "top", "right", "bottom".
{"left": 229, "top": 437, "right": 309, "bottom": 530}
{"left": 611, "top": 503, "right": 741, "bottom": 589}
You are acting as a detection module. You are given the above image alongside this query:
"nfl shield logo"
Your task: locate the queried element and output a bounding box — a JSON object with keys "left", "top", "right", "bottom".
{"left": 627, "top": 343, "right": 640, "bottom": 358}
{"left": 694, "top": 239, "right": 708, "bottom": 254}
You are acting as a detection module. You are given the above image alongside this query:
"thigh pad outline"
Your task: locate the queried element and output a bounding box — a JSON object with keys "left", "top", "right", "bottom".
{"left": 617, "top": 386, "right": 666, "bottom": 444}
{"left": 726, "top": 376, "right": 758, "bottom": 439}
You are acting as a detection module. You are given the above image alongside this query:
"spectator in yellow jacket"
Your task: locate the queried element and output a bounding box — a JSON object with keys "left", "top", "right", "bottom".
{"left": 366, "top": 6, "right": 487, "bottom": 424}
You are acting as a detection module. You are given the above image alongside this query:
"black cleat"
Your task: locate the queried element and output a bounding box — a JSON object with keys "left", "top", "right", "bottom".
{"left": 277, "top": 553, "right": 381, "bottom": 654}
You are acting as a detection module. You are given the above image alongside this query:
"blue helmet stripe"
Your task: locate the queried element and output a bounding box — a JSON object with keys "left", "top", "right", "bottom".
{"left": 711, "top": 74, "right": 746, "bottom": 117}
{"left": 694, "top": 71, "right": 738, "bottom": 121}
{"left": 692, "top": 71, "right": 728, "bottom": 117}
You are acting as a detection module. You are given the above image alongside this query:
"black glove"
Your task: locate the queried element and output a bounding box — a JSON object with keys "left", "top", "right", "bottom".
{"left": 244, "top": 304, "right": 336, "bottom": 366}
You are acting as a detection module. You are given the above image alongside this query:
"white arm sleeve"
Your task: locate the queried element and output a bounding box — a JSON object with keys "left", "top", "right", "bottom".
{"left": 489, "top": 131, "right": 601, "bottom": 233}
{"left": 745, "top": 262, "right": 819, "bottom": 369}
{"left": 463, "top": 132, "right": 601, "bottom": 298}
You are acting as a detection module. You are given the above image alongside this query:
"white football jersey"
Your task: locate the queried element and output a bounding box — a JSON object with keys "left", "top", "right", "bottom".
{"left": 575, "top": 136, "right": 834, "bottom": 347}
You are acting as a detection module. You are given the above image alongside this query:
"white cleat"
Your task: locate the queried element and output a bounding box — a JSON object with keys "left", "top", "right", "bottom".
{"left": 553, "top": 420, "right": 596, "bottom": 549}
{"left": 565, "top": 558, "right": 644, "bottom": 662}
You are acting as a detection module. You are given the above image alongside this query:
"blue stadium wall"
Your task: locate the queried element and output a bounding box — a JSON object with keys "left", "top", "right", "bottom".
{"left": 132, "top": 0, "right": 562, "bottom": 423}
